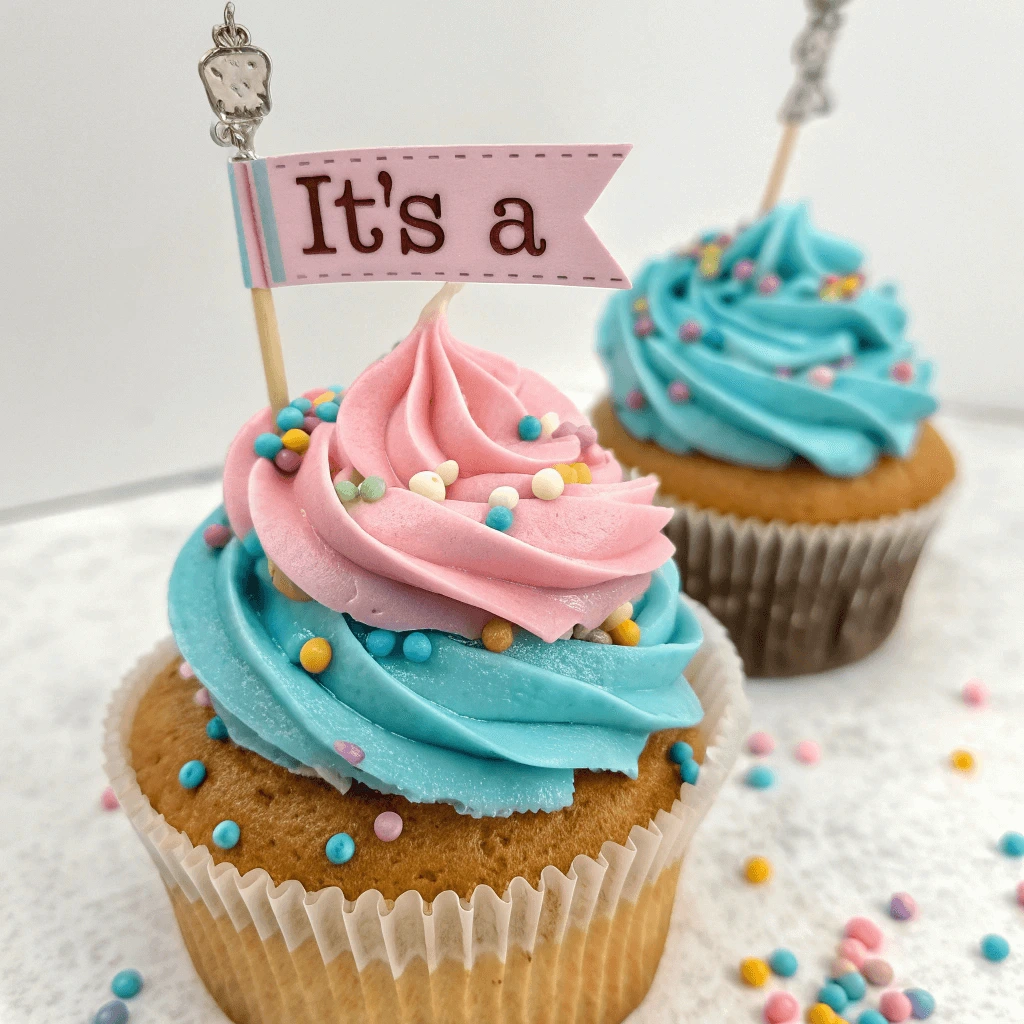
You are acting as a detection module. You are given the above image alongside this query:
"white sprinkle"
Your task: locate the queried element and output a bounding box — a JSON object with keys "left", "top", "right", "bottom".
{"left": 601, "top": 602, "right": 633, "bottom": 632}
{"left": 539, "top": 411, "right": 560, "bottom": 437}
{"left": 532, "top": 468, "right": 565, "bottom": 501}
{"left": 409, "top": 471, "right": 446, "bottom": 502}
{"left": 488, "top": 485, "right": 520, "bottom": 510}
{"left": 435, "top": 460, "right": 459, "bottom": 486}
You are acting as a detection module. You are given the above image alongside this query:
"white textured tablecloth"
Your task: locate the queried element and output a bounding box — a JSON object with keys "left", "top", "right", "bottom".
{"left": 0, "top": 414, "right": 1020, "bottom": 1023}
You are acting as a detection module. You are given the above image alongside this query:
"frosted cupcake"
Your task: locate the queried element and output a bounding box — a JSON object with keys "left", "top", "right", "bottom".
{"left": 594, "top": 203, "right": 955, "bottom": 676}
{"left": 104, "top": 308, "right": 747, "bottom": 1024}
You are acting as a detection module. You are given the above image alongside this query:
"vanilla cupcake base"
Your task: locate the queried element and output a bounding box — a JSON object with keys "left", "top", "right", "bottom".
{"left": 103, "top": 602, "right": 748, "bottom": 1024}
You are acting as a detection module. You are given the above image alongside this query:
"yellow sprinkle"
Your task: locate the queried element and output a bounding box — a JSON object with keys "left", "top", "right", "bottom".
{"left": 481, "top": 617, "right": 515, "bottom": 653}
{"left": 570, "top": 462, "right": 592, "bottom": 484}
{"left": 699, "top": 243, "right": 722, "bottom": 278}
{"left": 281, "top": 428, "right": 310, "bottom": 454}
{"left": 313, "top": 390, "right": 336, "bottom": 406}
{"left": 632, "top": 297, "right": 649, "bottom": 313}
{"left": 299, "top": 637, "right": 332, "bottom": 674}
{"left": 744, "top": 856, "right": 772, "bottom": 885}
{"left": 552, "top": 463, "right": 578, "bottom": 485}
{"left": 739, "top": 957, "right": 770, "bottom": 987}
{"left": 807, "top": 1004, "right": 837, "bottom": 1024}
{"left": 609, "top": 619, "right": 640, "bottom": 647}
{"left": 950, "top": 748, "right": 976, "bottom": 772}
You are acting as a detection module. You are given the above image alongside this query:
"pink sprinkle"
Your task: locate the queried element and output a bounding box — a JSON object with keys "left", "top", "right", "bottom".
{"left": 829, "top": 957, "right": 857, "bottom": 979}
{"left": 334, "top": 740, "right": 365, "bottom": 766}
{"left": 845, "top": 916, "right": 884, "bottom": 951}
{"left": 100, "top": 786, "right": 120, "bottom": 811}
{"left": 1016, "top": 880, "right": 1024, "bottom": 907}
{"left": 962, "top": 678, "right": 988, "bottom": 707}
{"left": 794, "top": 740, "right": 821, "bottom": 764}
{"left": 551, "top": 421, "right": 578, "bottom": 439}
{"left": 747, "top": 731, "right": 775, "bottom": 756}
{"left": 633, "top": 316, "right": 655, "bottom": 338}
{"left": 274, "top": 449, "right": 303, "bottom": 473}
{"left": 837, "top": 354, "right": 856, "bottom": 369}
{"left": 193, "top": 687, "right": 212, "bottom": 708}
{"left": 178, "top": 661, "right": 195, "bottom": 680}
{"left": 374, "top": 810, "right": 404, "bottom": 842}
{"left": 808, "top": 365, "right": 836, "bottom": 389}
{"left": 879, "top": 990, "right": 912, "bottom": 1022}
{"left": 302, "top": 415, "right": 321, "bottom": 433}
{"left": 889, "top": 892, "right": 917, "bottom": 921}
{"left": 775, "top": 366, "right": 793, "bottom": 379}
{"left": 763, "top": 991, "right": 799, "bottom": 1023}
{"left": 862, "top": 958, "right": 894, "bottom": 987}
{"left": 680, "top": 320, "right": 702, "bottom": 342}
{"left": 838, "top": 937, "right": 868, "bottom": 968}
{"left": 575, "top": 425, "right": 598, "bottom": 449}
{"left": 203, "top": 523, "right": 232, "bottom": 549}
{"left": 733, "top": 258, "right": 755, "bottom": 282}
{"left": 625, "top": 389, "right": 645, "bottom": 411}
{"left": 715, "top": 233, "right": 733, "bottom": 247}
{"left": 668, "top": 380, "right": 690, "bottom": 403}
{"left": 758, "top": 273, "right": 781, "bottom": 296}
{"left": 890, "top": 360, "right": 915, "bottom": 384}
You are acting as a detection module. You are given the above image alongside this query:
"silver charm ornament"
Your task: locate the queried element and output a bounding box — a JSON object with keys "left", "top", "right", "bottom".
{"left": 779, "top": 0, "right": 853, "bottom": 124}
{"left": 199, "top": 4, "right": 271, "bottom": 160}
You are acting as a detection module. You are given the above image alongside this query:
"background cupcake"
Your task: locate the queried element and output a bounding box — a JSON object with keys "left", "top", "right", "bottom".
{"left": 594, "top": 202, "right": 955, "bottom": 676}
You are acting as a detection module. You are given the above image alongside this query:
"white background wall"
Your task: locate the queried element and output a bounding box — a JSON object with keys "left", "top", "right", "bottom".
{"left": 2, "top": 0, "right": 1022, "bottom": 511}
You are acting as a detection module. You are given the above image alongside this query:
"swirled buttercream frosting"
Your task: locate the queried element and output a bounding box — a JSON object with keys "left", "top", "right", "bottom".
{"left": 597, "top": 202, "right": 938, "bottom": 477}
{"left": 169, "top": 311, "right": 704, "bottom": 816}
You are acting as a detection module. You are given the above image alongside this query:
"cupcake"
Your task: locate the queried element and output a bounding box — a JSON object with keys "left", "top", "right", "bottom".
{"left": 595, "top": 202, "right": 955, "bottom": 676}
{"left": 104, "top": 307, "right": 748, "bottom": 1024}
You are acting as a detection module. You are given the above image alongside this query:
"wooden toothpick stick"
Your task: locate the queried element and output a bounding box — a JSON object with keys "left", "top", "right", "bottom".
{"left": 250, "top": 288, "right": 289, "bottom": 413}
{"left": 759, "top": 122, "right": 801, "bottom": 216}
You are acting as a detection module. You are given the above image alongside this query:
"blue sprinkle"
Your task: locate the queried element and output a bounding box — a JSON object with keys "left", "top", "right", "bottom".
{"left": 93, "top": 1001, "right": 129, "bottom": 1024}
{"left": 981, "top": 933, "right": 1010, "bottom": 961}
{"left": 680, "top": 758, "right": 700, "bottom": 786}
{"left": 366, "top": 629, "right": 397, "bottom": 657}
{"left": 837, "top": 971, "right": 866, "bottom": 1002}
{"left": 744, "top": 765, "right": 776, "bottom": 790}
{"left": 767, "top": 948, "right": 798, "bottom": 977}
{"left": 325, "top": 832, "right": 355, "bottom": 864}
{"left": 110, "top": 969, "right": 143, "bottom": 1000}
{"left": 290, "top": 397, "right": 312, "bottom": 412}
{"left": 276, "top": 406, "right": 304, "bottom": 431}
{"left": 316, "top": 401, "right": 339, "bottom": 422}
{"left": 178, "top": 760, "right": 207, "bottom": 790}
{"left": 668, "top": 741, "right": 693, "bottom": 764}
{"left": 700, "top": 230, "right": 720, "bottom": 244}
{"left": 212, "top": 820, "right": 240, "bottom": 850}
{"left": 242, "top": 530, "right": 264, "bottom": 557}
{"left": 403, "top": 632, "right": 433, "bottom": 663}
{"left": 817, "top": 981, "right": 849, "bottom": 1013}
{"left": 857, "top": 1012, "right": 887, "bottom": 1024}
{"left": 905, "top": 988, "right": 935, "bottom": 1019}
{"left": 999, "top": 830, "right": 1024, "bottom": 857}
{"left": 206, "top": 716, "right": 229, "bottom": 741}
{"left": 328, "top": 385, "right": 343, "bottom": 394}
{"left": 703, "top": 326, "right": 726, "bottom": 350}
{"left": 486, "top": 506, "right": 514, "bottom": 531}
{"left": 254, "top": 432, "right": 283, "bottom": 459}
{"left": 518, "top": 415, "right": 542, "bottom": 441}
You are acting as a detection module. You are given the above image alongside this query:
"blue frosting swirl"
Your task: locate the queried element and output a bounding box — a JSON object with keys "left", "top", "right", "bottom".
{"left": 597, "top": 203, "right": 938, "bottom": 477}
{"left": 168, "top": 509, "right": 704, "bottom": 817}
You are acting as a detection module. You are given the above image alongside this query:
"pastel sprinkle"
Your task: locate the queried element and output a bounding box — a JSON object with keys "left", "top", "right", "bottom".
{"left": 889, "top": 892, "right": 917, "bottom": 920}
{"left": 633, "top": 316, "right": 655, "bottom": 338}
{"left": 312, "top": 390, "right": 336, "bottom": 406}
{"left": 817, "top": 982, "right": 848, "bottom": 1014}
{"left": 950, "top": 748, "right": 975, "bottom": 772}
{"left": 290, "top": 397, "right": 312, "bottom": 412}
{"left": 624, "top": 388, "right": 645, "bottom": 411}
{"left": 486, "top": 506, "right": 514, "bottom": 531}
{"left": 178, "top": 661, "right": 195, "bottom": 679}
{"left": 276, "top": 406, "right": 304, "bottom": 431}
{"left": 998, "top": 830, "right": 1024, "bottom": 856}
{"left": 879, "top": 990, "right": 912, "bottom": 1022}
{"left": 206, "top": 716, "right": 229, "bottom": 741}
{"left": 532, "top": 468, "right": 565, "bottom": 500}
{"left": 315, "top": 401, "right": 339, "bottom": 422}
{"left": 764, "top": 991, "right": 800, "bottom": 1024}
{"left": 845, "top": 918, "right": 883, "bottom": 951}
{"left": 409, "top": 470, "right": 446, "bottom": 502}
{"left": 325, "top": 832, "right": 355, "bottom": 864}
{"left": 632, "top": 297, "right": 649, "bottom": 313}
{"left": 403, "top": 632, "right": 433, "bottom": 663}
{"left": 981, "top": 933, "right": 1010, "bottom": 961}
{"left": 1017, "top": 880, "right": 1024, "bottom": 906}
{"left": 609, "top": 619, "right": 640, "bottom": 646}
{"left": 857, "top": 1012, "right": 887, "bottom": 1024}
{"left": 747, "top": 731, "right": 775, "bottom": 756}
{"left": 334, "top": 740, "right": 365, "bottom": 765}
{"left": 93, "top": 1001, "right": 129, "bottom": 1024}
{"left": 601, "top": 602, "right": 633, "bottom": 632}
{"left": 203, "top": 523, "right": 231, "bottom": 548}
{"left": 740, "top": 957, "right": 770, "bottom": 987}
{"left": 733, "top": 258, "right": 756, "bottom": 281}
{"left": 703, "top": 326, "right": 726, "bottom": 350}
{"left": 518, "top": 415, "right": 542, "bottom": 441}
{"left": 482, "top": 618, "right": 515, "bottom": 653}
{"left": 576, "top": 425, "right": 598, "bottom": 449}
{"left": 334, "top": 476, "right": 358, "bottom": 502}
{"left": 358, "top": 476, "right": 386, "bottom": 502}
{"left": 374, "top": 811, "right": 403, "bottom": 842}
{"left": 680, "top": 320, "right": 702, "bottom": 342}
{"left": 254, "top": 432, "right": 283, "bottom": 459}
{"left": 837, "top": 971, "right": 866, "bottom": 1002}
{"left": 111, "top": 969, "right": 143, "bottom": 1000}
{"left": 795, "top": 740, "right": 821, "bottom": 764}
{"left": 668, "top": 380, "right": 690, "bottom": 403}
{"left": 178, "top": 760, "right": 206, "bottom": 789}
{"left": 436, "top": 460, "right": 459, "bottom": 486}
{"left": 539, "top": 412, "right": 560, "bottom": 436}
{"left": 193, "top": 687, "right": 212, "bottom": 708}
{"left": 280, "top": 428, "right": 310, "bottom": 454}
{"left": 890, "top": 360, "right": 915, "bottom": 384}
{"left": 553, "top": 463, "right": 579, "bottom": 485}
{"left": 758, "top": 273, "right": 781, "bottom": 295}
{"left": 962, "top": 677, "right": 988, "bottom": 706}
{"left": 488, "top": 485, "right": 520, "bottom": 510}
{"left": 100, "top": 786, "right": 119, "bottom": 811}
{"left": 745, "top": 765, "right": 776, "bottom": 789}
{"left": 744, "top": 856, "right": 772, "bottom": 884}
{"left": 668, "top": 741, "right": 694, "bottom": 764}
{"left": 302, "top": 415, "right": 320, "bottom": 433}
{"left": 861, "top": 959, "right": 894, "bottom": 987}
{"left": 274, "top": 449, "right": 302, "bottom": 473}
{"left": 808, "top": 365, "right": 836, "bottom": 389}
{"left": 806, "top": 1003, "right": 837, "bottom": 1024}
{"left": 552, "top": 421, "right": 578, "bottom": 439}
{"left": 212, "top": 819, "right": 240, "bottom": 850}
{"left": 366, "top": 629, "right": 397, "bottom": 657}
{"left": 838, "top": 937, "right": 868, "bottom": 968}
{"left": 904, "top": 989, "right": 935, "bottom": 1019}
{"left": 769, "top": 948, "right": 799, "bottom": 977}
{"left": 829, "top": 958, "right": 857, "bottom": 979}
{"left": 680, "top": 757, "right": 700, "bottom": 785}
{"left": 299, "top": 637, "right": 333, "bottom": 674}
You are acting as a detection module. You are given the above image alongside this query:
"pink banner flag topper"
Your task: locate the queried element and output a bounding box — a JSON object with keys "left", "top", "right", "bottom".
{"left": 228, "top": 143, "right": 631, "bottom": 290}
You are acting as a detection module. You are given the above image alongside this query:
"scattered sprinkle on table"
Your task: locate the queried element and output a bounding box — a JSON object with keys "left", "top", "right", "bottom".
{"left": 178, "top": 760, "right": 206, "bottom": 790}
{"left": 747, "top": 730, "right": 775, "bottom": 755}
{"left": 962, "top": 677, "right": 988, "bottom": 706}
{"left": 904, "top": 988, "right": 935, "bottom": 1019}
{"left": 844, "top": 917, "right": 883, "bottom": 951}
{"left": 764, "top": 990, "right": 800, "bottom": 1023}
{"left": 829, "top": 957, "right": 857, "bottom": 979}
{"left": 950, "top": 748, "right": 975, "bottom": 772}
{"left": 373, "top": 811, "right": 403, "bottom": 842}
{"left": 857, "top": 1011, "right": 887, "bottom": 1024}
{"left": 998, "top": 830, "right": 1024, "bottom": 857}
{"left": 817, "top": 982, "right": 849, "bottom": 1014}
{"left": 795, "top": 740, "right": 821, "bottom": 764}
{"left": 110, "top": 969, "right": 143, "bottom": 1000}
{"left": 980, "top": 933, "right": 1010, "bottom": 961}
{"left": 836, "top": 971, "right": 866, "bottom": 1002}
{"left": 93, "top": 1001, "right": 129, "bottom": 1024}
{"left": 300, "top": 637, "right": 333, "bottom": 673}
{"left": 739, "top": 957, "right": 770, "bottom": 987}
{"left": 745, "top": 765, "right": 776, "bottom": 789}
{"left": 212, "top": 820, "right": 240, "bottom": 850}
{"left": 769, "top": 947, "right": 799, "bottom": 977}
{"left": 745, "top": 856, "right": 772, "bottom": 884}
{"left": 861, "top": 959, "right": 894, "bottom": 987}
{"left": 1017, "top": 880, "right": 1024, "bottom": 907}
{"left": 889, "top": 892, "right": 917, "bottom": 920}
{"left": 326, "top": 832, "right": 355, "bottom": 864}
{"left": 806, "top": 1002, "right": 837, "bottom": 1024}
{"left": 879, "top": 990, "right": 912, "bottom": 1022}
{"left": 838, "top": 938, "right": 868, "bottom": 968}
{"left": 100, "top": 786, "right": 119, "bottom": 811}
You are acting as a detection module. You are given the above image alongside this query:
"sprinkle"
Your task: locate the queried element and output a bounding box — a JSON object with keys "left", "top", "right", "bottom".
{"left": 745, "top": 765, "right": 776, "bottom": 789}
{"left": 254, "top": 432, "right": 283, "bottom": 459}
{"left": 844, "top": 919, "right": 882, "bottom": 951}
{"left": 409, "top": 470, "right": 446, "bottom": 502}
{"left": 890, "top": 361, "right": 915, "bottom": 384}
{"left": 699, "top": 243, "right": 723, "bottom": 278}
{"left": 488, "top": 485, "right": 520, "bottom": 510}
{"left": 274, "top": 449, "right": 302, "bottom": 473}
{"left": 582, "top": 628, "right": 612, "bottom": 644}
{"left": 999, "top": 831, "right": 1024, "bottom": 856}
{"left": 950, "top": 748, "right": 975, "bottom": 772}
{"left": 100, "top": 786, "right": 119, "bottom": 811}
{"left": 203, "top": 523, "right": 232, "bottom": 548}
{"left": 703, "top": 326, "right": 726, "bottom": 350}
{"left": 358, "top": 476, "right": 387, "bottom": 502}
{"left": 609, "top": 619, "right": 641, "bottom": 646}
{"left": 298, "top": 637, "right": 333, "bottom": 674}
{"left": 808, "top": 365, "right": 836, "bottom": 389}
{"left": 316, "top": 401, "right": 339, "bottom": 422}
{"left": 93, "top": 1001, "right": 129, "bottom": 1024}
{"left": 680, "top": 320, "right": 702, "bottom": 342}
{"left": 178, "top": 760, "right": 206, "bottom": 789}
{"left": 861, "top": 959, "right": 894, "bottom": 987}
{"left": 680, "top": 758, "right": 700, "bottom": 785}
{"left": 518, "top": 415, "right": 542, "bottom": 441}
{"left": 858, "top": 1012, "right": 888, "bottom": 1024}
{"left": 764, "top": 992, "right": 800, "bottom": 1024}
{"left": 733, "top": 258, "right": 756, "bottom": 281}
{"left": 838, "top": 938, "right": 868, "bottom": 968}
{"left": 334, "top": 740, "right": 365, "bottom": 765}
{"left": 981, "top": 933, "right": 1010, "bottom": 961}
{"left": 194, "top": 687, "right": 212, "bottom": 707}
{"left": 828, "top": 958, "right": 856, "bottom": 980}
{"left": 758, "top": 273, "right": 781, "bottom": 296}
{"left": 532, "top": 468, "right": 565, "bottom": 500}
{"left": 571, "top": 462, "right": 592, "bottom": 484}
{"left": 374, "top": 811, "right": 403, "bottom": 842}
{"left": 207, "top": 716, "right": 229, "bottom": 741}
{"left": 889, "top": 892, "right": 917, "bottom": 920}
{"left": 795, "top": 740, "right": 821, "bottom": 764}
{"left": 904, "top": 989, "right": 935, "bottom": 1020}
{"left": 806, "top": 1002, "right": 837, "bottom": 1024}
{"left": 482, "top": 618, "right": 515, "bottom": 653}
{"left": 769, "top": 948, "right": 799, "bottom": 977}
{"left": 334, "top": 476, "right": 358, "bottom": 502}
{"left": 302, "top": 415, "right": 321, "bottom": 433}
{"left": 879, "top": 991, "right": 912, "bottom": 1022}
{"left": 325, "top": 832, "right": 355, "bottom": 864}
{"left": 744, "top": 856, "right": 772, "bottom": 884}
{"left": 552, "top": 421, "right": 578, "bottom": 439}
{"left": 633, "top": 315, "right": 655, "bottom": 338}
{"left": 1017, "top": 880, "right": 1024, "bottom": 907}
{"left": 624, "top": 388, "right": 645, "bottom": 411}
{"left": 281, "top": 428, "right": 311, "bottom": 454}
{"left": 212, "top": 819, "right": 240, "bottom": 850}
{"left": 553, "top": 463, "right": 579, "bottom": 484}
{"left": 837, "top": 972, "right": 867, "bottom": 1002}
{"left": 366, "top": 629, "right": 397, "bottom": 657}
{"left": 276, "top": 406, "right": 304, "bottom": 431}
{"left": 111, "top": 969, "right": 143, "bottom": 1000}
{"left": 313, "top": 390, "right": 336, "bottom": 406}
{"left": 403, "top": 632, "right": 432, "bottom": 663}
{"left": 962, "top": 677, "right": 988, "bottom": 706}
{"left": 740, "top": 957, "right": 770, "bottom": 987}
{"left": 632, "top": 297, "right": 649, "bottom": 313}
{"left": 748, "top": 731, "right": 775, "bottom": 756}
{"left": 178, "top": 661, "right": 195, "bottom": 679}
{"left": 575, "top": 425, "right": 598, "bottom": 449}
{"left": 486, "top": 506, "right": 514, "bottom": 531}
{"left": 436, "top": 460, "right": 459, "bottom": 486}
{"left": 290, "top": 397, "right": 312, "bottom": 412}
{"left": 775, "top": 366, "right": 794, "bottom": 378}
{"left": 817, "top": 983, "right": 848, "bottom": 1014}
{"left": 668, "top": 380, "right": 690, "bottom": 403}
{"left": 601, "top": 602, "right": 633, "bottom": 632}
{"left": 668, "top": 741, "right": 694, "bottom": 764}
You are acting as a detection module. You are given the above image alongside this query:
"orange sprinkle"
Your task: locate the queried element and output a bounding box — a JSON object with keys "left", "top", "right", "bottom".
{"left": 552, "top": 463, "right": 578, "bottom": 485}
{"left": 313, "top": 390, "right": 336, "bottom": 406}
{"left": 570, "top": 462, "right": 592, "bottom": 484}
{"left": 609, "top": 619, "right": 640, "bottom": 647}
{"left": 481, "top": 618, "right": 514, "bottom": 653}
{"left": 950, "top": 749, "right": 976, "bottom": 772}
{"left": 281, "top": 428, "right": 310, "bottom": 454}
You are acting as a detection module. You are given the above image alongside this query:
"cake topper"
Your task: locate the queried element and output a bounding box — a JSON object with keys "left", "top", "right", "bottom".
{"left": 759, "top": 0, "right": 854, "bottom": 214}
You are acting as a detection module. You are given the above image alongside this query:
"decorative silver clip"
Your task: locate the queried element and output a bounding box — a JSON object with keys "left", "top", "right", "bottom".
{"left": 199, "top": 4, "right": 272, "bottom": 160}
{"left": 779, "top": 0, "right": 852, "bottom": 124}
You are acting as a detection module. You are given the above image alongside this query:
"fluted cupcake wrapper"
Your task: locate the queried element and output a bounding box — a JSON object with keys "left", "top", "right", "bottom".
{"left": 103, "top": 601, "right": 748, "bottom": 1024}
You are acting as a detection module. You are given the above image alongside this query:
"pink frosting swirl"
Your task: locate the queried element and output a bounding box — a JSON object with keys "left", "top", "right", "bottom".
{"left": 223, "top": 312, "right": 673, "bottom": 642}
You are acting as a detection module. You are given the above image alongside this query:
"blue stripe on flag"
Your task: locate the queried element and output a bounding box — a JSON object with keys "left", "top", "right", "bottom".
{"left": 251, "top": 159, "right": 286, "bottom": 284}
{"left": 227, "top": 164, "right": 253, "bottom": 289}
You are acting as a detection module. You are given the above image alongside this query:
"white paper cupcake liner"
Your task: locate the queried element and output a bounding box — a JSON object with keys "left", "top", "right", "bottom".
{"left": 103, "top": 600, "right": 748, "bottom": 1024}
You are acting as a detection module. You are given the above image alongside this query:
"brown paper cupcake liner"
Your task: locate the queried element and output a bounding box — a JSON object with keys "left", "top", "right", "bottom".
{"left": 103, "top": 600, "right": 748, "bottom": 1024}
